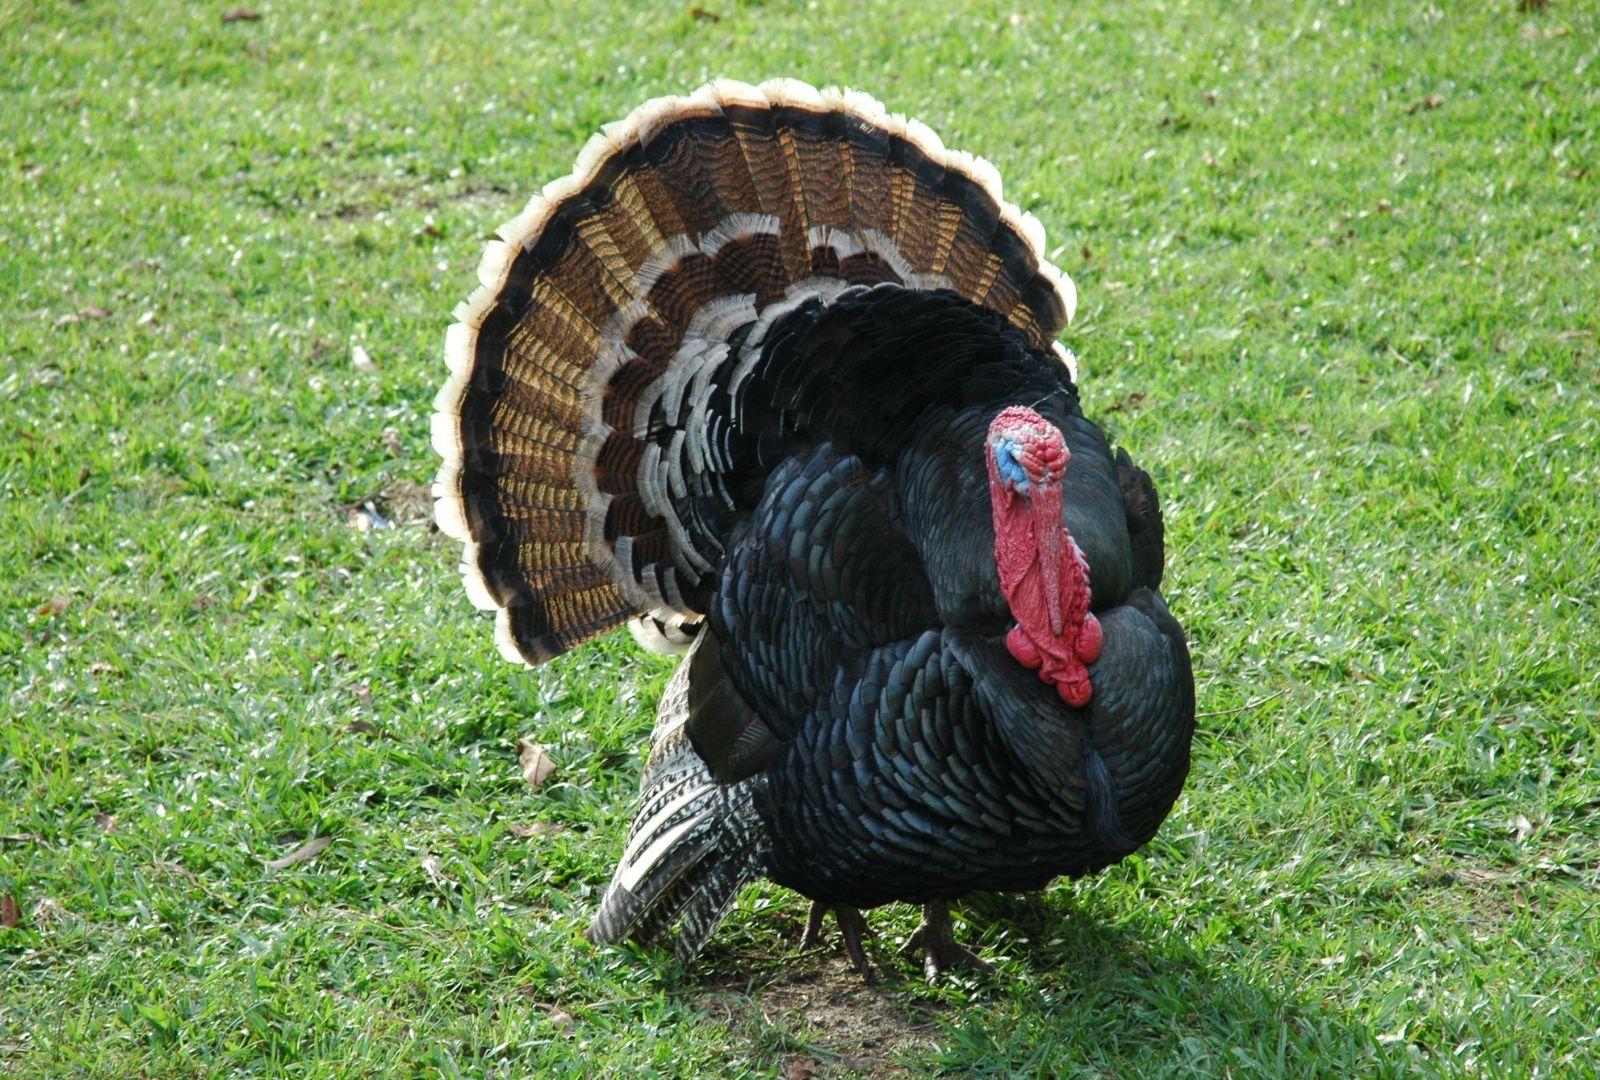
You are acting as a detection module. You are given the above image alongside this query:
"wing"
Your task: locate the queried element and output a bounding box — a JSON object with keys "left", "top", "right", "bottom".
{"left": 1113, "top": 447, "right": 1166, "bottom": 592}
{"left": 687, "top": 443, "right": 939, "bottom": 782}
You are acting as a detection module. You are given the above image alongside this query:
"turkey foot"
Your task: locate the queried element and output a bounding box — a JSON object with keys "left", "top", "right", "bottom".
{"left": 900, "top": 901, "right": 992, "bottom": 981}
{"left": 799, "top": 901, "right": 876, "bottom": 984}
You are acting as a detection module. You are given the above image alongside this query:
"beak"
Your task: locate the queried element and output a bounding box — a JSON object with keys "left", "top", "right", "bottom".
{"left": 1032, "top": 479, "right": 1065, "bottom": 636}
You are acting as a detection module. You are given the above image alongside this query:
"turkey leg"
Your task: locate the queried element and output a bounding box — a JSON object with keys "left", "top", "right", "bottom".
{"left": 901, "top": 901, "right": 993, "bottom": 980}
{"left": 798, "top": 901, "right": 876, "bottom": 984}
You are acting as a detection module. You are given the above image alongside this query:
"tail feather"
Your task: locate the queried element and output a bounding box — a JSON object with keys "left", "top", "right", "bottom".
{"left": 434, "top": 78, "right": 1077, "bottom": 666}
{"left": 587, "top": 638, "right": 764, "bottom": 959}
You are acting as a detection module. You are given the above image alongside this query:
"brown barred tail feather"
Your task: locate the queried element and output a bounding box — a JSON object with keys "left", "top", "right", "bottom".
{"left": 433, "top": 78, "right": 1077, "bottom": 666}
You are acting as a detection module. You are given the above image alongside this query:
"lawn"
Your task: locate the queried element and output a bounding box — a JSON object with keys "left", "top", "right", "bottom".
{"left": 2, "top": 0, "right": 1597, "bottom": 1075}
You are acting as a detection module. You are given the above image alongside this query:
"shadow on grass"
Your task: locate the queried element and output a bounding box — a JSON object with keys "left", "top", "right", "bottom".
{"left": 679, "top": 892, "right": 1413, "bottom": 1078}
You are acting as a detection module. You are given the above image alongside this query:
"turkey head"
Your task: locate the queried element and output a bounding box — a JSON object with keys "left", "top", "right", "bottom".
{"left": 985, "top": 406, "right": 1103, "bottom": 706}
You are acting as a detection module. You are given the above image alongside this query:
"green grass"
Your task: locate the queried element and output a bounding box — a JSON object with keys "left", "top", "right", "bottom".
{"left": 3, "top": 0, "right": 1597, "bottom": 1074}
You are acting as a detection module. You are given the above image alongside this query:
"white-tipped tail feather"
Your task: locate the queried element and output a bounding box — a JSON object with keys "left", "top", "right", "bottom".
{"left": 431, "top": 77, "right": 1077, "bottom": 668}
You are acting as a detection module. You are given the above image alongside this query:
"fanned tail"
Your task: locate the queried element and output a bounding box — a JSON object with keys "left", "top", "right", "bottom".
{"left": 433, "top": 78, "right": 1077, "bottom": 666}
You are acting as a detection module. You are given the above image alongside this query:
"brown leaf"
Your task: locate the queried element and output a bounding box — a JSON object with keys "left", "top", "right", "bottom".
{"left": 1517, "top": 0, "right": 1549, "bottom": 10}
{"left": 1406, "top": 93, "right": 1445, "bottom": 115}
{"left": 93, "top": 812, "right": 116, "bottom": 833}
{"left": 35, "top": 595, "right": 70, "bottom": 617}
{"left": 1, "top": 894, "right": 19, "bottom": 929}
{"left": 785, "top": 1058, "right": 818, "bottom": 1080}
{"left": 221, "top": 7, "right": 261, "bottom": 22}
{"left": 346, "top": 717, "right": 390, "bottom": 739}
{"left": 506, "top": 820, "right": 563, "bottom": 838}
{"left": 517, "top": 739, "right": 557, "bottom": 790}
{"left": 81, "top": 306, "right": 112, "bottom": 320}
{"left": 90, "top": 661, "right": 117, "bottom": 676}
{"left": 261, "top": 835, "right": 332, "bottom": 870}
{"left": 546, "top": 1006, "right": 575, "bottom": 1035}
{"left": 688, "top": 4, "right": 721, "bottom": 21}
{"left": 346, "top": 681, "right": 373, "bottom": 709}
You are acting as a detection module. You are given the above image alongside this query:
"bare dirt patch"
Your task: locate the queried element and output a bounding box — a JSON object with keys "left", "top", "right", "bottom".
{"left": 698, "top": 952, "right": 946, "bottom": 1077}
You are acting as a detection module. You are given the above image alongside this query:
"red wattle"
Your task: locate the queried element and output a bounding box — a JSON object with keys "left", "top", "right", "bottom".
{"left": 987, "top": 408, "right": 1098, "bottom": 708}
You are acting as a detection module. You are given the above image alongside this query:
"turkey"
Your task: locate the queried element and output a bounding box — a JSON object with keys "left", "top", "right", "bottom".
{"left": 432, "top": 79, "right": 1195, "bottom": 980}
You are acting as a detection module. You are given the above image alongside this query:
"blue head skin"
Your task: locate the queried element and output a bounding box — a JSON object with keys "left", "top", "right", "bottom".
{"left": 993, "top": 437, "right": 1032, "bottom": 494}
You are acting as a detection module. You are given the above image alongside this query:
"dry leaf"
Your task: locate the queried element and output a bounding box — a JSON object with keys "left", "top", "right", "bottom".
{"left": 32, "top": 898, "right": 66, "bottom": 925}
{"left": 93, "top": 812, "right": 116, "bottom": 833}
{"left": 546, "top": 1006, "right": 575, "bottom": 1035}
{"left": 35, "top": 595, "right": 70, "bottom": 617}
{"left": 1, "top": 894, "right": 19, "bottom": 929}
{"left": 785, "top": 1058, "right": 818, "bottom": 1080}
{"left": 347, "top": 717, "right": 388, "bottom": 738}
{"left": 351, "top": 343, "right": 378, "bottom": 372}
{"left": 421, "top": 854, "right": 451, "bottom": 887}
{"left": 348, "top": 502, "right": 393, "bottom": 532}
{"left": 1406, "top": 93, "right": 1445, "bottom": 114}
{"left": 506, "top": 820, "right": 562, "bottom": 838}
{"left": 90, "top": 661, "right": 117, "bottom": 676}
{"left": 346, "top": 681, "right": 373, "bottom": 709}
{"left": 221, "top": 7, "right": 261, "bottom": 22}
{"left": 517, "top": 740, "right": 557, "bottom": 790}
{"left": 261, "top": 835, "right": 332, "bottom": 870}
{"left": 689, "top": 4, "right": 721, "bottom": 21}
{"left": 1452, "top": 866, "right": 1513, "bottom": 886}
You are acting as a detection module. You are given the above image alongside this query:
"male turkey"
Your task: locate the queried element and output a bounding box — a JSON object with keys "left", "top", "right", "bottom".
{"left": 432, "top": 79, "right": 1195, "bottom": 980}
